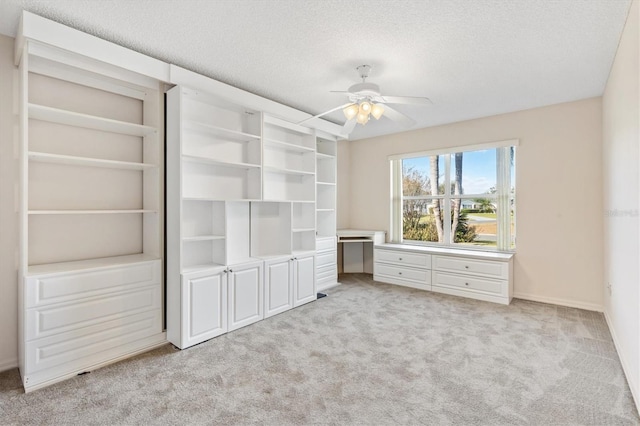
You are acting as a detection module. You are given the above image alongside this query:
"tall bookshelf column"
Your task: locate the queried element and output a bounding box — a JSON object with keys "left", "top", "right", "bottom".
{"left": 166, "top": 85, "right": 264, "bottom": 348}
{"left": 17, "top": 34, "right": 167, "bottom": 392}
{"left": 315, "top": 135, "right": 339, "bottom": 291}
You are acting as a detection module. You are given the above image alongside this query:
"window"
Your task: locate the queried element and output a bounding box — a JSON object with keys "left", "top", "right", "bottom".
{"left": 391, "top": 142, "right": 516, "bottom": 251}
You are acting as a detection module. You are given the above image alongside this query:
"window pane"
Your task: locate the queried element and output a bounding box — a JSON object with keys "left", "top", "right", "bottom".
{"left": 450, "top": 149, "right": 497, "bottom": 195}
{"left": 403, "top": 156, "right": 445, "bottom": 196}
{"left": 452, "top": 198, "right": 496, "bottom": 247}
{"left": 402, "top": 199, "right": 444, "bottom": 242}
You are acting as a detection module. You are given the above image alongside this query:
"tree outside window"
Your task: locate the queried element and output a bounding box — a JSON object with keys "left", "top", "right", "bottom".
{"left": 400, "top": 146, "right": 515, "bottom": 251}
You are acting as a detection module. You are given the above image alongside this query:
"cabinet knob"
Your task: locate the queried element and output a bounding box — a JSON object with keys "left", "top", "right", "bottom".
{"left": 398, "top": 272, "right": 402, "bottom": 275}
{"left": 464, "top": 265, "right": 469, "bottom": 269}
{"left": 399, "top": 258, "right": 403, "bottom": 261}
{"left": 465, "top": 282, "right": 469, "bottom": 286}
{"left": 229, "top": 269, "right": 233, "bottom": 273}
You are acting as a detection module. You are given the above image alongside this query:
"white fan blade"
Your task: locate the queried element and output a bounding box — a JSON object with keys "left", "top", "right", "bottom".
{"left": 383, "top": 105, "right": 416, "bottom": 127}
{"left": 297, "top": 103, "right": 354, "bottom": 125}
{"left": 382, "top": 96, "right": 432, "bottom": 105}
{"left": 330, "top": 90, "right": 352, "bottom": 94}
{"left": 340, "top": 118, "right": 357, "bottom": 136}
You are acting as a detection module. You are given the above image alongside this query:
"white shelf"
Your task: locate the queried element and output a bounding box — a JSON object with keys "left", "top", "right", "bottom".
{"left": 263, "top": 166, "right": 315, "bottom": 176}
{"left": 292, "top": 228, "right": 315, "bottom": 233}
{"left": 316, "top": 152, "right": 335, "bottom": 160}
{"left": 182, "top": 155, "right": 261, "bottom": 170}
{"left": 184, "top": 120, "right": 260, "bottom": 142}
{"left": 29, "top": 104, "right": 156, "bottom": 137}
{"left": 182, "top": 197, "right": 261, "bottom": 202}
{"left": 29, "top": 151, "right": 156, "bottom": 170}
{"left": 29, "top": 209, "right": 157, "bottom": 215}
{"left": 182, "top": 235, "right": 225, "bottom": 242}
{"left": 316, "top": 181, "right": 336, "bottom": 186}
{"left": 292, "top": 249, "right": 316, "bottom": 257}
{"left": 27, "top": 253, "right": 159, "bottom": 276}
{"left": 264, "top": 138, "right": 315, "bottom": 153}
{"left": 181, "top": 262, "right": 226, "bottom": 274}
{"left": 316, "top": 208, "right": 335, "bottom": 212}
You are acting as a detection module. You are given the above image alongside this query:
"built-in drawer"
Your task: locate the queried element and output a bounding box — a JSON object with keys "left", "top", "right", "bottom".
{"left": 375, "top": 249, "right": 431, "bottom": 269}
{"left": 317, "top": 265, "right": 337, "bottom": 285}
{"left": 433, "top": 256, "right": 507, "bottom": 279}
{"left": 316, "top": 237, "right": 336, "bottom": 252}
{"left": 24, "top": 308, "right": 162, "bottom": 374}
{"left": 25, "top": 260, "right": 161, "bottom": 308}
{"left": 432, "top": 271, "right": 506, "bottom": 296}
{"left": 316, "top": 250, "right": 336, "bottom": 268}
{"left": 374, "top": 263, "right": 431, "bottom": 284}
{"left": 25, "top": 284, "right": 162, "bottom": 341}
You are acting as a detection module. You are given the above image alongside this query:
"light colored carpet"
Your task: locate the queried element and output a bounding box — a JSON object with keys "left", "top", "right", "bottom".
{"left": 0, "top": 273, "right": 638, "bottom": 425}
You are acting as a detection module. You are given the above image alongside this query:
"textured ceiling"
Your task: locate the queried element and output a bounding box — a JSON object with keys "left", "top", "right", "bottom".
{"left": 0, "top": 0, "right": 632, "bottom": 140}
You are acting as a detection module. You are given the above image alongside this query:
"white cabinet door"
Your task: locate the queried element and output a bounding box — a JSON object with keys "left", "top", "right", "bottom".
{"left": 264, "top": 256, "right": 293, "bottom": 318}
{"left": 181, "top": 267, "right": 228, "bottom": 348}
{"left": 228, "top": 261, "right": 264, "bottom": 331}
{"left": 293, "top": 254, "right": 316, "bottom": 307}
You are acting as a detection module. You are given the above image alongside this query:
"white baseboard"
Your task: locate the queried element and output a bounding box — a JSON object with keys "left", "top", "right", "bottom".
{"left": 604, "top": 310, "right": 640, "bottom": 415}
{"left": 317, "top": 281, "right": 341, "bottom": 292}
{"left": 0, "top": 357, "right": 18, "bottom": 373}
{"left": 513, "top": 292, "right": 603, "bottom": 312}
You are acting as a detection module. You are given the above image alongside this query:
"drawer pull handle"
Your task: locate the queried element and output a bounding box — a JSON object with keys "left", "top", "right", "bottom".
{"left": 398, "top": 272, "right": 402, "bottom": 275}
{"left": 464, "top": 266, "right": 469, "bottom": 269}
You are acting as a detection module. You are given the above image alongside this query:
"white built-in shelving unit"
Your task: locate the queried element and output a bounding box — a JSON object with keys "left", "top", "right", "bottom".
{"left": 315, "top": 135, "right": 339, "bottom": 291}
{"left": 166, "top": 79, "right": 322, "bottom": 350}
{"left": 16, "top": 12, "right": 168, "bottom": 392}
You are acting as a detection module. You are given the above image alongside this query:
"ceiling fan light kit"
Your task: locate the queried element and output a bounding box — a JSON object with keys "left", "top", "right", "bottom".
{"left": 299, "top": 64, "right": 431, "bottom": 135}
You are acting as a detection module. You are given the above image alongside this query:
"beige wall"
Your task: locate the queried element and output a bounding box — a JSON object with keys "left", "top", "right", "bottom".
{"left": 340, "top": 97, "right": 604, "bottom": 310}
{"left": 0, "top": 34, "right": 18, "bottom": 371}
{"left": 603, "top": 0, "right": 639, "bottom": 409}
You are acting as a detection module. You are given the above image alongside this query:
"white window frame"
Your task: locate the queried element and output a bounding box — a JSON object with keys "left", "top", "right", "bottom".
{"left": 389, "top": 139, "right": 518, "bottom": 252}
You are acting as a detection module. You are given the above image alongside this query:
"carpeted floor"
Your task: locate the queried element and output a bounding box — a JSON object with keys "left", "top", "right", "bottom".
{"left": 0, "top": 273, "right": 638, "bottom": 425}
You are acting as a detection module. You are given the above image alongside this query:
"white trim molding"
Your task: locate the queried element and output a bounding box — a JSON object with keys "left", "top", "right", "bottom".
{"left": 513, "top": 292, "right": 603, "bottom": 312}
{"left": 604, "top": 311, "right": 640, "bottom": 415}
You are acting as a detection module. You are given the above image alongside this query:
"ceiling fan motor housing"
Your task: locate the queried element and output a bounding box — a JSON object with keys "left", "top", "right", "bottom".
{"left": 348, "top": 82, "right": 381, "bottom": 101}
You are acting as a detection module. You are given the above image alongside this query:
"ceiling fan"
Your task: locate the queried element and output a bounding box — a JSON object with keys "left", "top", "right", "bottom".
{"left": 299, "top": 65, "right": 432, "bottom": 136}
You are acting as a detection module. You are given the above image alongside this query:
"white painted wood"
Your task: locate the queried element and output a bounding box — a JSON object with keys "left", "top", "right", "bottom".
{"left": 374, "top": 263, "right": 431, "bottom": 285}
{"left": 23, "top": 332, "right": 167, "bottom": 393}
{"left": 178, "top": 267, "right": 228, "bottom": 349}
{"left": 375, "top": 250, "right": 431, "bottom": 269}
{"left": 373, "top": 244, "right": 514, "bottom": 305}
{"left": 18, "top": 12, "right": 170, "bottom": 83}
{"left": 228, "top": 261, "right": 264, "bottom": 331}
{"left": 316, "top": 237, "right": 336, "bottom": 252}
{"left": 29, "top": 104, "right": 156, "bottom": 137}
{"left": 432, "top": 255, "right": 509, "bottom": 280}
{"left": 293, "top": 253, "right": 316, "bottom": 307}
{"left": 264, "top": 256, "right": 294, "bottom": 318}
{"left": 432, "top": 271, "right": 506, "bottom": 296}
{"left": 316, "top": 251, "right": 337, "bottom": 268}
{"left": 17, "top": 17, "right": 165, "bottom": 392}
{"left": 25, "top": 260, "right": 160, "bottom": 308}
{"left": 28, "top": 152, "right": 156, "bottom": 170}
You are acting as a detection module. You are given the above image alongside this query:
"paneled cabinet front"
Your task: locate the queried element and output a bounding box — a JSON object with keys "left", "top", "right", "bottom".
{"left": 228, "top": 261, "right": 264, "bottom": 331}
{"left": 264, "top": 257, "right": 294, "bottom": 318}
{"left": 293, "top": 254, "right": 316, "bottom": 307}
{"left": 180, "top": 267, "right": 228, "bottom": 349}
